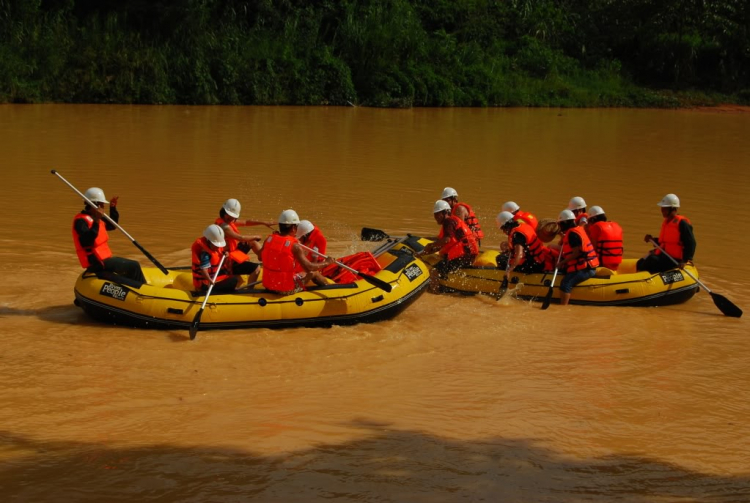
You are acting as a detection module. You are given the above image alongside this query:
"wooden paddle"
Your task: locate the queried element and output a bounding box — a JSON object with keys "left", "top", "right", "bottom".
{"left": 541, "top": 247, "right": 564, "bottom": 310}
{"left": 648, "top": 239, "right": 742, "bottom": 318}
{"left": 298, "top": 243, "right": 393, "bottom": 293}
{"left": 52, "top": 169, "right": 169, "bottom": 275}
{"left": 189, "top": 253, "right": 227, "bottom": 340}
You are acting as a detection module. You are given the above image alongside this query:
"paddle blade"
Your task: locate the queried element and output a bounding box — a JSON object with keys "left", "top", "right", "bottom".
{"left": 497, "top": 278, "right": 509, "bottom": 301}
{"left": 361, "top": 227, "right": 390, "bottom": 242}
{"left": 360, "top": 273, "right": 393, "bottom": 293}
{"left": 711, "top": 292, "right": 743, "bottom": 318}
{"left": 189, "top": 308, "right": 205, "bottom": 340}
{"left": 540, "top": 286, "right": 554, "bottom": 310}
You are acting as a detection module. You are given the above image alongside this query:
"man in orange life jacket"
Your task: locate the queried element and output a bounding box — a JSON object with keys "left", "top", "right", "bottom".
{"left": 191, "top": 224, "right": 238, "bottom": 293}
{"left": 501, "top": 201, "right": 539, "bottom": 230}
{"left": 215, "top": 198, "right": 271, "bottom": 282}
{"left": 568, "top": 196, "right": 589, "bottom": 227}
{"left": 260, "top": 210, "right": 334, "bottom": 295}
{"left": 441, "top": 187, "right": 484, "bottom": 246}
{"left": 415, "top": 200, "right": 479, "bottom": 293}
{"left": 636, "top": 193, "right": 696, "bottom": 273}
{"left": 557, "top": 209, "right": 600, "bottom": 306}
{"left": 496, "top": 211, "right": 552, "bottom": 278}
{"left": 586, "top": 205, "right": 624, "bottom": 271}
{"left": 72, "top": 187, "right": 145, "bottom": 285}
{"left": 296, "top": 219, "right": 327, "bottom": 267}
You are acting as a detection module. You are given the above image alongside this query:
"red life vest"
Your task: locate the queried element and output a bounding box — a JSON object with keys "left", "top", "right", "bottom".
{"left": 562, "top": 227, "right": 600, "bottom": 273}
{"left": 296, "top": 226, "right": 327, "bottom": 272}
{"left": 321, "top": 251, "right": 382, "bottom": 284}
{"left": 191, "top": 237, "right": 231, "bottom": 289}
{"left": 72, "top": 213, "right": 113, "bottom": 268}
{"left": 588, "top": 221, "right": 623, "bottom": 270}
{"left": 657, "top": 214, "right": 690, "bottom": 260}
{"left": 508, "top": 222, "right": 549, "bottom": 267}
{"left": 453, "top": 202, "right": 484, "bottom": 241}
{"left": 514, "top": 209, "right": 538, "bottom": 230}
{"left": 215, "top": 217, "right": 249, "bottom": 266}
{"left": 575, "top": 212, "right": 589, "bottom": 226}
{"left": 438, "top": 215, "right": 479, "bottom": 260}
{"left": 262, "top": 233, "right": 299, "bottom": 292}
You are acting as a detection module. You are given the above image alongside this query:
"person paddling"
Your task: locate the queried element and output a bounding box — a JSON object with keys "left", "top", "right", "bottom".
{"left": 501, "top": 201, "right": 539, "bottom": 230}
{"left": 496, "top": 211, "right": 553, "bottom": 278}
{"left": 441, "top": 187, "right": 484, "bottom": 246}
{"left": 568, "top": 196, "right": 589, "bottom": 227}
{"left": 72, "top": 187, "right": 145, "bottom": 285}
{"left": 215, "top": 198, "right": 270, "bottom": 281}
{"left": 191, "top": 224, "right": 237, "bottom": 293}
{"left": 637, "top": 193, "right": 696, "bottom": 273}
{"left": 296, "top": 219, "right": 328, "bottom": 266}
{"left": 557, "top": 209, "right": 600, "bottom": 305}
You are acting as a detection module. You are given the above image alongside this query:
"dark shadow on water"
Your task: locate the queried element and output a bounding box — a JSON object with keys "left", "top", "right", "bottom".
{"left": 1, "top": 422, "right": 748, "bottom": 502}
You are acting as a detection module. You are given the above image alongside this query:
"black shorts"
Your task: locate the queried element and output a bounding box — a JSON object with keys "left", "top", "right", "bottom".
{"left": 435, "top": 255, "right": 476, "bottom": 277}
{"left": 232, "top": 261, "right": 260, "bottom": 275}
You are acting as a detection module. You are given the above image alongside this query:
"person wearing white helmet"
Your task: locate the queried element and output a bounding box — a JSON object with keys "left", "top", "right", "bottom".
{"left": 415, "top": 200, "right": 479, "bottom": 292}
{"left": 586, "top": 206, "right": 624, "bottom": 271}
{"left": 295, "top": 219, "right": 328, "bottom": 267}
{"left": 72, "top": 187, "right": 145, "bottom": 285}
{"left": 191, "top": 224, "right": 238, "bottom": 292}
{"left": 215, "top": 198, "right": 273, "bottom": 281}
{"left": 556, "top": 209, "right": 600, "bottom": 305}
{"left": 496, "top": 211, "right": 553, "bottom": 278}
{"left": 441, "top": 187, "right": 484, "bottom": 245}
{"left": 501, "top": 201, "right": 539, "bottom": 230}
{"left": 567, "top": 196, "right": 589, "bottom": 227}
{"left": 636, "top": 193, "right": 696, "bottom": 273}
{"left": 260, "top": 210, "right": 335, "bottom": 295}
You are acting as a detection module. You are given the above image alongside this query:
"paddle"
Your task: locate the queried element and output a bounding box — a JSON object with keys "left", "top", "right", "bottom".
{"left": 189, "top": 253, "right": 227, "bottom": 340}
{"left": 497, "top": 256, "right": 511, "bottom": 300}
{"left": 361, "top": 227, "right": 390, "bottom": 241}
{"left": 52, "top": 170, "right": 169, "bottom": 275}
{"left": 541, "top": 247, "right": 564, "bottom": 310}
{"left": 648, "top": 239, "right": 742, "bottom": 318}
{"left": 298, "top": 243, "right": 393, "bottom": 293}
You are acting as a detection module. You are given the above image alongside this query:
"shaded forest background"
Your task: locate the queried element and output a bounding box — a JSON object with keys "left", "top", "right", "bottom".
{"left": 1, "top": 0, "right": 749, "bottom": 107}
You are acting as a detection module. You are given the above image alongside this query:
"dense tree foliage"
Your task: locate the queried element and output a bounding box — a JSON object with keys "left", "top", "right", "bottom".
{"left": 1, "top": 0, "right": 748, "bottom": 106}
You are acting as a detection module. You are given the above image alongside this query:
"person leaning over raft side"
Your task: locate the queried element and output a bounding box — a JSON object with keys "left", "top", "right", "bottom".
{"left": 557, "top": 209, "right": 600, "bottom": 306}
{"left": 441, "top": 187, "right": 484, "bottom": 246}
{"left": 415, "top": 200, "right": 479, "bottom": 293}
{"left": 191, "top": 224, "right": 238, "bottom": 293}
{"left": 72, "top": 187, "right": 145, "bottom": 284}
{"left": 586, "top": 205, "right": 624, "bottom": 271}
{"left": 636, "top": 193, "right": 696, "bottom": 273}
{"left": 496, "top": 211, "right": 553, "bottom": 278}
{"left": 260, "top": 210, "right": 335, "bottom": 296}
{"left": 568, "top": 196, "right": 589, "bottom": 227}
{"left": 296, "top": 219, "right": 327, "bottom": 266}
{"left": 216, "top": 198, "right": 269, "bottom": 281}
{"left": 502, "top": 201, "right": 539, "bottom": 230}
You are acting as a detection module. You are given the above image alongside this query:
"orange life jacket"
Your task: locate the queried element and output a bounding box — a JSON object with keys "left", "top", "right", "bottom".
{"left": 575, "top": 212, "right": 589, "bottom": 226}
{"left": 438, "top": 215, "right": 479, "bottom": 260}
{"left": 562, "top": 227, "right": 600, "bottom": 273}
{"left": 508, "top": 222, "right": 549, "bottom": 267}
{"left": 514, "top": 209, "right": 538, "bottom": 230}
{"left": 295, "top": 226, "right": 327, "bottom": 272}
{"left": 215, "top": 217, "right": 249, "bottom": 266}
{"left": 657, "top": 214, "right": 690, "bottom": 260}
{"left": 261, "top": 233, "right": 299, "bottom": 292}
{"left": 191, "top": 237, "right": 231, "bottom": 289}
{"left": 321, "top": 251, "right": 382, "bottom": 284}
{"left": 454, "top": 202, "right": 484, "bottom": 241}
{"left": 588, "top": 221, "right": 623, "bottom": 270}
{"left": 72, "top": 213, "right": 113, "bottom": 268}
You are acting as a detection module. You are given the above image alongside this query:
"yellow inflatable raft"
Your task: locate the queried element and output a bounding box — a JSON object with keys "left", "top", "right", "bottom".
{"left": 73, "top": 239, "right": 429, "bottom": 330}
{"left": 397, "top": 235, "right": 700, "bottom": 307}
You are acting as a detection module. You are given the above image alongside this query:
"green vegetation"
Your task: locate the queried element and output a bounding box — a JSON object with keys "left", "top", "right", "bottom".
{"left": 1, "top": 0, "right": 748, "bottom": 107}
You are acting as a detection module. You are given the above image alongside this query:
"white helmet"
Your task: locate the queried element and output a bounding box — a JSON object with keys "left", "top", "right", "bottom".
{"left": 558, "top": 209, "right": 576, "bottom": 222}
{"left": 278, "top": 209, "right": 300, "bottom": 225}
{"left": 84, "top": 187, "right": 108, "bottom": 204}
{"left": 296, "top": 219, "right": 314, "bottom": 238}
{"left": 441, "top": 187, "right": 458, "bottom": 199}
{"left": 223, "top": 198, "right": 241, "bottom": 218}
{"left": 657, "top": 193, "right": 680, "bottom": 208}
{"left": 434, "top": 200, "right": 451, "bottom": 213}
{"left": 502, "top": 201, "right": 520, "bottom": 213}
{"left": 203, "top": 224, "right": 226, "bottom": 247}
{"left": 588, "top": 205, "right": 605, "bottom": 218}
{"left": 568, "top": 196, "right": 587, "bottom": 210}
{"left": 496, "top": 211, "right": 515, "bottom": 228}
